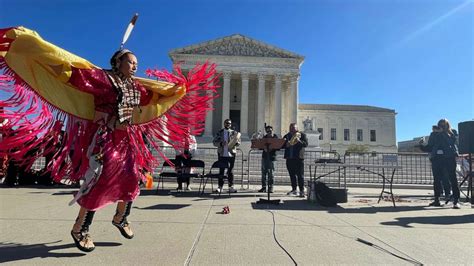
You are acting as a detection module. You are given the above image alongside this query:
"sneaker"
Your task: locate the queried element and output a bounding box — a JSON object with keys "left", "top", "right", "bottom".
{"left": 185, "top": 187, "right": 192, "bottom": 191}
{"left": 268, "top": 187, "right": 274, "bottom": 193}
{"left": 453, "top": 202, "right": 461, "bottom": 209}
{"left": 214, "top": 187, "right": 222, "bottom": 193}
{"left": 286, "top": 190, "right": 298, "bottom": 196}
{"left": 228, "top": 187, "right": 237, "bottom": 193}
{"left": 258, "top": 187, "right": 266, "bottom": 193}
{"left": 428, "top": 201, "right": 441, "bottom": 207}
{"left": 299, "top": 191, "right": 305, "bottom": 198}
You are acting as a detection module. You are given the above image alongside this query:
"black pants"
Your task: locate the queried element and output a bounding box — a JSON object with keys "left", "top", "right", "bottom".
{"left": 261, "top": 158, "right": 275, "bottom": 188}
{"left": 5, "top": 160, "right": 19, "bottom": 186}
{"left": 286, "top": 159, "right": 304, "bottom": 191}
{"left": 176, "top": 154, "right": 191, "bottom": 188}
{"left": 431, "top": 158, "right": 451, "bottom": 198}
{"left": 440, "top": 156, "right": 460, "bottom": 202}
{"left": 432, "top": 157, "right": 460, "bottom": 202}
{"left": 218, "top": 156, "right": 235, "bottom": 188}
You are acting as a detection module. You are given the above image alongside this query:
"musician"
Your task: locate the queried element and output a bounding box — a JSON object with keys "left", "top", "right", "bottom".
{"left": 258, "top": 125, "right": 278, "bottom": 193}
{"left": 283, "top": 123, "right": 308, "bottom": 197}
{"left": 213, "top": 119, "right": 241, "bottom": 193}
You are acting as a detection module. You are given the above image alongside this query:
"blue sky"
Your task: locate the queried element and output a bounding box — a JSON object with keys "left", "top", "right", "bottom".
{"left": 0, "top": 0, "right": 472, "bottom": 141}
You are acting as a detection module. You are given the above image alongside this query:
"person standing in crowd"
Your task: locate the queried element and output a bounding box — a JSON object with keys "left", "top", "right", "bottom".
{"left": 420, "top": 125, "right": 451, "bottom": 201}
{"left": 213, "top": 119, "right": 241, "bottom": 193}
{"left": 420, "top": 119, "right": 460, "bottom": 209}
{"left": 283, "top": 123, "right": 308, "bottom": 197}
{"left": 258, "top": 125, "right": 278, "bottom": 193}
{"left": 175, "top": 133, "right": 197, "bottom": 191}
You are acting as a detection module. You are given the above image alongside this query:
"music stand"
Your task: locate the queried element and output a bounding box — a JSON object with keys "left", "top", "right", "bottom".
{"left": 253, "top": 138, "right": 286, "bottom": 205}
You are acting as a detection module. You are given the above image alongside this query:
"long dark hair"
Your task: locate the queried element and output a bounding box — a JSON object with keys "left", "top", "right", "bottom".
{"left": 437, "top": 118, "right": 453, "bottom": 136}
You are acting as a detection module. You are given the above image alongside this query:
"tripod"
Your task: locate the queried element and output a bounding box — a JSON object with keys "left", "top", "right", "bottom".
{"left": 460, "top": 153, "right": 473, "bottom": 204}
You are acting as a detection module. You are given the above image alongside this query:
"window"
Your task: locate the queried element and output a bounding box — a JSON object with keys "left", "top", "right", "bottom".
{"left": 317, "top": 128, "right": 323, "bottom": 140}
{"left": 357, "top": 129, "right": 363, "bottom": 141}
{"left": 370, "top": 130, "right": 376, "bottom": 142}
{"left": 330, "top": 128, "right": 336, "bottom": 141}
{"left": 344, "top": 129, "right": 350, "bottom": 141}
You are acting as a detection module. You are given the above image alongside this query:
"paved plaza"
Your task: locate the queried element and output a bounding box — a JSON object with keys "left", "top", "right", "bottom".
{"left": 0, "top": 184, "right": 473, "bottom": 265}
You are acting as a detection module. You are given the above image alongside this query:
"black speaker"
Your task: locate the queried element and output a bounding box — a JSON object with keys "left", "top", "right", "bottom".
{"left": 458, "top": 121, "right": 474, "bottom": 154}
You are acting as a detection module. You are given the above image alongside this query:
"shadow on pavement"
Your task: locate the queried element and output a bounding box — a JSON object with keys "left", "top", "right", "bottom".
{"left": 51, "top": 191, "right": 76, "bottom": 196}
{"left": 380, "top": 214, "right": 474, "bottom": 228}
{"left": 134, "top": 204, "right": 191, "bottom": 210}
{"left": 251, "top": 199, "right": 430, "bottom": 214}
{"left": 0, "top": 240, "right": 123, "bottom": 263}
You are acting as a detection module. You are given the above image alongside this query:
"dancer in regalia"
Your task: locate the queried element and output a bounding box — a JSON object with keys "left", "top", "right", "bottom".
{"left": 0, "top": 16, "right": 218, "bottom": 252}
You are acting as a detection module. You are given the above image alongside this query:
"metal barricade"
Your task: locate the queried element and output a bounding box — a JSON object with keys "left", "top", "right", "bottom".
{"left": 246, "top": 149, "right": 341, "bottom": 187}
{"left": 343, "top": 152, "right": 433, "bottom": 184}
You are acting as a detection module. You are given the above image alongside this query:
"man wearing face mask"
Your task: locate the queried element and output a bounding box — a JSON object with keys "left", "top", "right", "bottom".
{"left": 213, "top": 119, "right": 241, "bottom": 193}
{"left": 258, "top": 125, "right": 279, "bottom": 193}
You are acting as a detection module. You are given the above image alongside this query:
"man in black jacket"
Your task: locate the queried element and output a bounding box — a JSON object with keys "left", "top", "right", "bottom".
{"left": 259, "top": 125, "right": 278, "bottom": 193}
{"left": 283, "top": 123, "right": 308, "bottom": 197}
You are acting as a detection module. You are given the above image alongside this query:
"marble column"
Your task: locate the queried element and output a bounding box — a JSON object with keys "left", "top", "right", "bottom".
{"left": 204, "top": 78, "right": 214, "bottom": 136}
{"left": 273, "top": 74, "right": 282, "bottom": 136}
{"left": 240, "top": 72, "right": 249, "bottom": 136}
{"left": 222, "top": 71, "right": 231, "bottom": 125}
{"left": 257, "top": 73, "right": 266, "bottom": 133}
{"left": 289, "top": 75, "right": 299, "bottom": 124}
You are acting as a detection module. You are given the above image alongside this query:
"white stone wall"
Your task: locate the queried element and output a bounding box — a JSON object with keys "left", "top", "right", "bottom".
{"left": 298, "top": 109, "right": 397, "bottom": 154}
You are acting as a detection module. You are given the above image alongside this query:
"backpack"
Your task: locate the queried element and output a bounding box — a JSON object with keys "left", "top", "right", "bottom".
{"left": 314, "top": 182, "right": 337, "bottom": 207}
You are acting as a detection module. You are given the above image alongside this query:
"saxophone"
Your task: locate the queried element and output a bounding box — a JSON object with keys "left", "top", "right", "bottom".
{"left": 228, "top": 132, "right": 241, "bottom": 149}
{"left": 288, "top": 132, "right": 301, "bottom": 146}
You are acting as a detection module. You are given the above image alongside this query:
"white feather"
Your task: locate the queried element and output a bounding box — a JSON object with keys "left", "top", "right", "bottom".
{"left": 121, "top": 13, "right": 139, "bottom": 48}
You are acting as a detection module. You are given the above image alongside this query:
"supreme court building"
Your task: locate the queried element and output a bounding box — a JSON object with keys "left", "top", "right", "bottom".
{"left": 169, "top": 34, "right": 397, "bottom": 153}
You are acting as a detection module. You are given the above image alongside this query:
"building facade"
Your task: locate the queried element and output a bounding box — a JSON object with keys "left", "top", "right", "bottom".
{"left": 169, "top": 34, "right": 397, "bottom": 153}
{"left": 169, "top": 34, "right": 304, "bottom": 138}
{"left": 298, "top": 104, "right": 397, "bottom": 153}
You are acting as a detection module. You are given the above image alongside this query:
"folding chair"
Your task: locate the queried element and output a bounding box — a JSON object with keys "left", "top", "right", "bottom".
{"left": 156, "top": 159, "right": 178, "bottom": 193}
{"left": 179, "top": 159, "right": 205, "bottom": 191}
{"left": 200, "top": 160, "right": 230, "bottom": 196}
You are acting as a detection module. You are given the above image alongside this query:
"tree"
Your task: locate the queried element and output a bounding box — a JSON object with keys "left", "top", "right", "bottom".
{"left": 345, "top": 144, "right": 369, "bottom": 155}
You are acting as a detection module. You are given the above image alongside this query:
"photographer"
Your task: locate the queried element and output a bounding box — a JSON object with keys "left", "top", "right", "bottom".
{"left": 420, "top": 119, "right": 460, "bottom": 209}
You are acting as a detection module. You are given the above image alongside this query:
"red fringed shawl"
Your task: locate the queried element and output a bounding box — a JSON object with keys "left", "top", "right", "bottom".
{"left": 0, "top": 26, "right": 219, "bottom": 183}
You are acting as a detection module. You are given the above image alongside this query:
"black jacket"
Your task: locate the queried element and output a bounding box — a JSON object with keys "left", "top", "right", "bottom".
{"left": 420, "top": 131, "right": 458, "bottom": 159}
{"left": 283, "top": 131, "right": 308, "bottom": 159}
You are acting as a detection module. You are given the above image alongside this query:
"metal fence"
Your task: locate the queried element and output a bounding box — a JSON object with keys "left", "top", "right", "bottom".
{"left": 342, "top": 152, "right": 433, "bottom": 184}
{"left": 29, "top": 147, "right": 457, "bottom": 187}
{"left": 150, "top": 146, "right": 247, "bottom": 188}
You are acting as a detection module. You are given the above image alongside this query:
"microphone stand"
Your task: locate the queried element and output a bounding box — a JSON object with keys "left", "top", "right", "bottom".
{"left": 257, "top": 143, "right": 280, "bottom": 205}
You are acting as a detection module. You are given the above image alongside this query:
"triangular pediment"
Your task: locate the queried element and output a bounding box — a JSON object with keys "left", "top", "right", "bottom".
{"left": 170, "top": 34, "right": 304, "bottom": 59}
